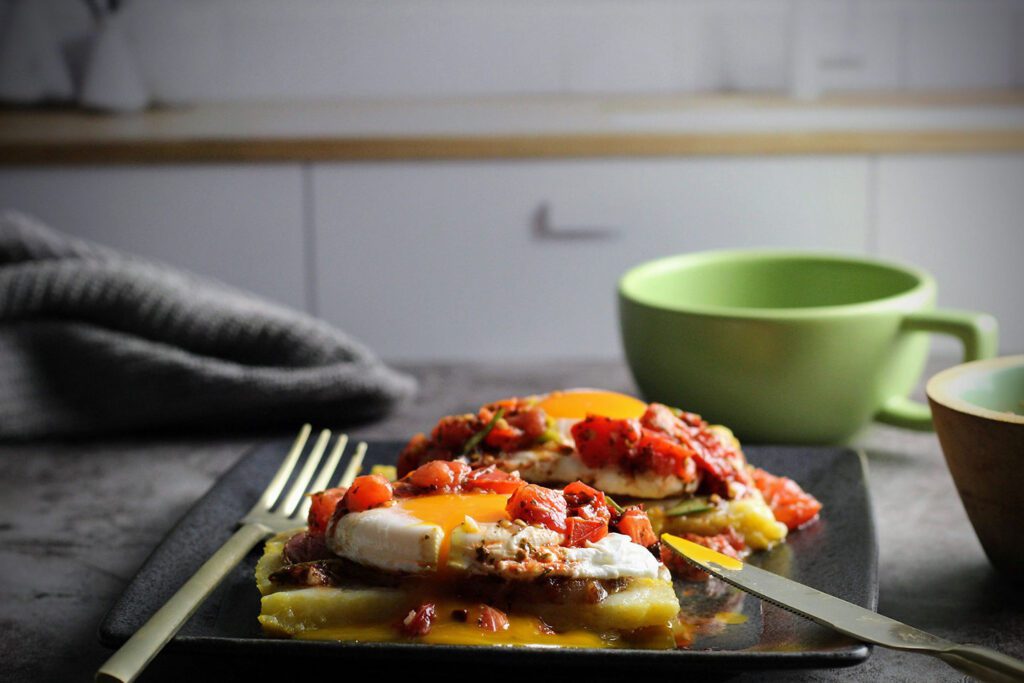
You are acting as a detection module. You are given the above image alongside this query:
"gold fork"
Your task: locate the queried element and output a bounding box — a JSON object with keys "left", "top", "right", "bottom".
{"left": 96, "top": 425, "right": 366, "bottom": 683}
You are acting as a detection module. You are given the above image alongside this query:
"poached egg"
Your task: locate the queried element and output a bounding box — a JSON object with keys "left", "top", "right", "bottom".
{"left": 326, "top": 491, "right": 667, "bottom": 581}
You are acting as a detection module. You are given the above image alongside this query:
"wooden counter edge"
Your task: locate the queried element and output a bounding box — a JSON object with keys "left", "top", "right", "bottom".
{"left": 3, "top": 129, "right": 1024, "bottom": 164}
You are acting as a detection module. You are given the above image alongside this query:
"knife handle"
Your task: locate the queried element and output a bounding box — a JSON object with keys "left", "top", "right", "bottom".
{"left": 934, "top": 643, "right": 1024, "bottom": 683}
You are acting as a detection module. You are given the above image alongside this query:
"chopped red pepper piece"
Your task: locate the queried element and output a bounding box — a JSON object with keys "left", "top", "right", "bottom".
{"left": 614, "top": 507, "right": 658, "bottom": 547}
{"left": 342, "top": 474, "right": 393, "bottom": 513}
{"left": 306, "top": 486, "right": 346, "bottom": 535}
{"left": 751, "top": 467, "right": 822, "bottom": 530}
{"left": 565, "top": 517, "right": 609, "bottom": 547}
{"left": 506, "top": 483, "right": 567, "bottom": 532}
{"left": 401, "top": 602, "right": 436, "bottom": 637}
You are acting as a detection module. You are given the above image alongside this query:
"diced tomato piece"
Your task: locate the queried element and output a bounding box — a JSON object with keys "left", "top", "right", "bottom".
{"left": 614, "top": 507, "right": 658, "bottom": 547}
{"left": 632, "top": 429, "right": 693, "bottom": 478}
{"left": 480, "top": 397, "right": 534, "bottom": 416}
{"left": 342, "top": 474, "right": 393, "bottom": 512}
{"left": 401, "top": 602, "right": 436, "bottom": 637}
{"left": 406, "top": 460, "right": 470, "bottom": 491}
{"left": 640, "top": 403, "right": 681, "bottom": 435}
{"left": 686, "top": 529, "right": 746, "bottom": 559}
{"left": 751, "top": 467, "right": 822, "bottom": 530}
{"left": 431, "top": 414, "right": 481, "bottom": 452}
{"left": 482, "top": 408, "right": 548, "bottom": 452}
{"left": 508, "top": 408, "right": 547, "bottom": 441}
{"left": 565, "top": 517, "right": 609, "bottom": 547}
{"left": 640, "top": 403, "right": 752, "bottom": 495}
{"left": 676, "top": 455, "right": 698, "bottom": 483}
{"left": 483, "top": 422, "right": 524, "bottom": 451}
{"left": 472, "top": 604, "right": 510, "bottom": 632}
{"left": 307, "top": 486, "right": 346, "bottom": 535}
{"left": 397, "top": 433, "right": 429, "bottom": 476}
{"left": 562, "top": 481, "right": 611, "bottom": 524}
{"left": 571, "top": 416, "right": 641, "bottom": 468}
{"left": 464, "top": 465, "right": 526, "bottom": 494}
{"left": 506, "top": 484, "right": 568, "bottom": 532}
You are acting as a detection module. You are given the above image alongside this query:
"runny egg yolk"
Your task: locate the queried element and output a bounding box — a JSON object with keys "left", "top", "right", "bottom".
{"left": 538, "top": 389, "right": 647, "bottom": 420}
{"left": 399, "top": 493, "right": 511, "bottom": 568}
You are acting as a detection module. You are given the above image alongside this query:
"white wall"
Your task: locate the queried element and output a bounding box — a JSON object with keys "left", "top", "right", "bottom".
{"left": 6, "top": 0, "right": 1023, "bottom": 104}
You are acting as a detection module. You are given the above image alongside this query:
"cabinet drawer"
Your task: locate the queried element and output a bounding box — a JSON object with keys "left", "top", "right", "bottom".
{"left": 0, "top": 165, "right": 307, "bottom": 310}
{"left": 313, "top": 158, "right": 869, "bottom": 360}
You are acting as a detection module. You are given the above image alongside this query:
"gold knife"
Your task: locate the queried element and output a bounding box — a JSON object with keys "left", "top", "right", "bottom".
{"left": 662, "top": 533, "right": 1024, "bottom": 683}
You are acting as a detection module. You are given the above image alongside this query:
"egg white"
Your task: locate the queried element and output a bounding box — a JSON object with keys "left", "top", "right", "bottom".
{"left": 328, "top": 505, "right": 443, "bottom": 572}
{"left": 326, "top": 500, "right": 667, "bottom": 581}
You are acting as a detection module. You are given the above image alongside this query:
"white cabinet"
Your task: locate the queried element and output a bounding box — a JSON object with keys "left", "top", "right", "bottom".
{"left": 4, "top": 155, "right": 1019, "bottom": 361}
{"left": 0, "top": 165, "right": 308, "bottom": 310}
{"left": 313, "top": 158, "right": 869, "bottom": 360}
{"left": 874, "top": 155, "right": 1024, "bottom": 355}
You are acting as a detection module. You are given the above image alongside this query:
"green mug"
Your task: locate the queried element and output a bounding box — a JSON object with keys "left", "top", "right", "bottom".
{"left": 618, "top": 250, "right": 998, "bottom": 444}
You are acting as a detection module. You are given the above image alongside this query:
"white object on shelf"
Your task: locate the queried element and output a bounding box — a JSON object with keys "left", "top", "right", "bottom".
{"left": 125, "top": 0, "right": 226, "bottom": 105}
{"left": 0, "top": 0, "right": 74, "bottom": 104}
{"left": 80, "top": 13, "right": 149, "bottom": 113}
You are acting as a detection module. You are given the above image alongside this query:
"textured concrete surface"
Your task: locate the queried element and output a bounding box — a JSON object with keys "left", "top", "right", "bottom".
{"left": 1, "top": 361, "right": 1021, "bottom": 682}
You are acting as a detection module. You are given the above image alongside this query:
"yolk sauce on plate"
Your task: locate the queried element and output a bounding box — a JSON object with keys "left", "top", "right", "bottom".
{"left": 295, "top": 599, "right": 611, "bottom": 649}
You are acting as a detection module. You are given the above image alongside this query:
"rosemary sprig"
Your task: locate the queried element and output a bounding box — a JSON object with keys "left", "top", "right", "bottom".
{"left": 461, "top": 407, "right": 505, "bottom": 455}
{"left": 664, "top": 496, "right": 713, "bottom": 517}
{"left": 605, "top": 495, "right": 625, "bottom": 514}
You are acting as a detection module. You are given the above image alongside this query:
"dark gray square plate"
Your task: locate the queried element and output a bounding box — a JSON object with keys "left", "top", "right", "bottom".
{"left": 99, "top": 441, "right": 877, "bottom": 672}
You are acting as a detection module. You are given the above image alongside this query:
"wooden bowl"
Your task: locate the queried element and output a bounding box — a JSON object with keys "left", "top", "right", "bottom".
{"left": 927, "top": 355, "right": 1024, "bottom": 578}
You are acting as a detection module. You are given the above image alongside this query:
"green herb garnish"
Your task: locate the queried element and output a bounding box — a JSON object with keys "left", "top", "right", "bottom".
{"left": 536, "top": 426, "right": 561, "bottom": 444}
{"left": 664, "top": 496, "right": 713, "bottom": 517}
{"left": 605, "top": 495, "right": 625, "bottom": 514}
{"left": 536, "top": 414, "right": 560, "bottom": 444}
{"left": 461, "top": 407, "right": 505, "bottom": 455}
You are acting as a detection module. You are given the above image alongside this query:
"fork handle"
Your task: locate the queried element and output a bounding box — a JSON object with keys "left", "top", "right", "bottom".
{"left": 96, "top": 523, "right": 271, "bottom": 683}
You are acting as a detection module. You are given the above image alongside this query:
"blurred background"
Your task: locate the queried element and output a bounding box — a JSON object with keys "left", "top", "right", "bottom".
{"left": 1, "top": 0, "right": 1022, "bottom": 361}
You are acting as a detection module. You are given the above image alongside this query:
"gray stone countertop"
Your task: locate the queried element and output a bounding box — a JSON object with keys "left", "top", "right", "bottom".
{"left": 1, "top": 361, "right": 1021, "bottom": 682}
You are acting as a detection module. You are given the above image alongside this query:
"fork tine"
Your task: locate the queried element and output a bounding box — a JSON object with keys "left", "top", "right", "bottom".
{"left": 337, "top": 441, "right": 367, "bottom": 488}
{"left": 277, "top": 429, "right": 332, "bottom": 516}
{"left": 309, "top": 434, "right": 348, "bottom": 494}
{"left": 296, "top": 434, "right": 349, "bottom": 520}
{"left": 257, "top": 424, "right": 312, "bottom": 510}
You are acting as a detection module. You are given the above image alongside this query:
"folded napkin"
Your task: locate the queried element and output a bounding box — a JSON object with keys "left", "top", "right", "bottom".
{"left": 0, "top": 211, "right": 416, "bottom": 439}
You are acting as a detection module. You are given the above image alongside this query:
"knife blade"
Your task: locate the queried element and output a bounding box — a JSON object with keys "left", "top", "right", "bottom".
{"left": 662, "top": 533, "right": 1024, "bottom": 683}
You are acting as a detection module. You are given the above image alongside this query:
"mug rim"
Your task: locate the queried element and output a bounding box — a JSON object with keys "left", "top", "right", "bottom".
{"left": 619, "top": 249, "right": 935, "bottom": 320}
{"left": 926, "top": 355, "right": 1024, "bottom": 425}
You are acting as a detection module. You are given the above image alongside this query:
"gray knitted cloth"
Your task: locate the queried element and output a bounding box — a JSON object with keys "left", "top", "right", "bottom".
{"left": 0, "top": 212, "right": 416, "bottom": 439}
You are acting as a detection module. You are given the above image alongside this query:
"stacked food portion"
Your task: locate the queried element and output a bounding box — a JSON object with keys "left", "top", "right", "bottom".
{"left": 398, "top": 390, "right": 821, "bottom": 570}
{"left": 256, "top": 389, "right": 821, "bottom": 648}
{"left": 258, "top": 457, "right": 681, "bottom": 647}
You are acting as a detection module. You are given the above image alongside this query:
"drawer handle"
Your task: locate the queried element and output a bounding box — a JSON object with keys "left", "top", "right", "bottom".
{"left": 531, "top": 202, "right": 619, "bottom": 241}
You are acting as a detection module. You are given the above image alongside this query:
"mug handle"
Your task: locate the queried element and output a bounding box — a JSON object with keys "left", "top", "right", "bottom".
{"left": 875, "top": 309, "right": 999, "bottom": 430}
